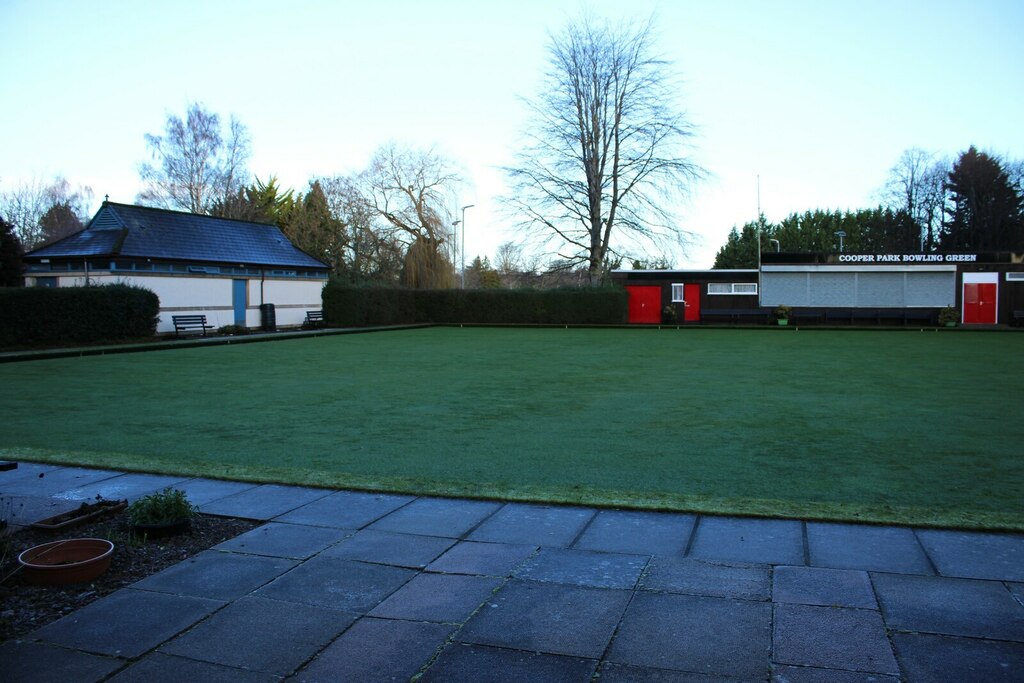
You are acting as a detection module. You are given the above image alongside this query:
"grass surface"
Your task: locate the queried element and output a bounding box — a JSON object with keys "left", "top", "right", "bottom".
{"left": 2, "top": 327, "right": 1022, "bottom": 529}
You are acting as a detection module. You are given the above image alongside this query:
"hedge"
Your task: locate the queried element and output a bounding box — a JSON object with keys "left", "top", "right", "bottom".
{"left": 322, "top": 284, "right": 628, "bottom": 327}
{"left": 0, "top": 284, "right": 160, "bottom": 347}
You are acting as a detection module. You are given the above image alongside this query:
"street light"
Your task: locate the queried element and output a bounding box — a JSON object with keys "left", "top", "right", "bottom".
{"left": 834, "top": 230, "right": 846, "bottom": 253}
{"left": 769, "top": 239, "right": 780, "bottom": 253}
{"left": 451, "top": 220, "right": 461, "bottom": 275}
{"left": 460, "top": 204, "right": 474, "bottom": 289}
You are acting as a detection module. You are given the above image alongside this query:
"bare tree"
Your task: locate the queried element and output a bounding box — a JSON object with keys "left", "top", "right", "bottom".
{"left": 0, "top": 176, "right": 93, "bottom": 249}
{"left": 494, "top": 241, "right": 523, "bottom": 275}
{"left": 138, "top": 102, "right": 251, "bottom": 214}
{"left": 361, "top": 143, "right": 461, "bottom": 288}
{"left": 880, "top": 148, "right": 948, "bottom": 251}
{"left": 504, "top": 15, "right": 704, "bottom": 284}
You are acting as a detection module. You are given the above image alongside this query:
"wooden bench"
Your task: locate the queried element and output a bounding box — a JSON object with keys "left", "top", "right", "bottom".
{"left": 1013, "top": 310, "right": 1024, "bottom": 327}
{"left": 172, "top": 314, "right": 215, "bottom": 337}
{"left": 304, "top": 310, "right": 325, "bottom": 328}
{"left": 904, "top": 309, "right": 936, "bottom": 326}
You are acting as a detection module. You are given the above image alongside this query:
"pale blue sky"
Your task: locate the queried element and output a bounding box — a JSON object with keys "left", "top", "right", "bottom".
{"left": 2, "top": 0, "right": 1022, "bottom": 267}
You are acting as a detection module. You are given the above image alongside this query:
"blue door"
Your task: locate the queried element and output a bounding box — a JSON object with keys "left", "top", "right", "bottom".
{"left": 232, "top": 280, "right": 247, "bottom": 326}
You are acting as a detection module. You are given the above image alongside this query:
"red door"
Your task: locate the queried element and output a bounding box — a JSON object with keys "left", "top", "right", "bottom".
{"left": 683, "top": 283, "right": 701, "bottom": 322}
{"left": 963, "top": 283, "right": 997, "bottom": 324}
{"left": 627, "top": 285, "right": 662, "bottom": 323}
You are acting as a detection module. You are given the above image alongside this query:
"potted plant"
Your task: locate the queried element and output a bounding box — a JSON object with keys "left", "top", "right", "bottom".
{"left": 775, "top": 305, "right": 791, "bottom": 326}
{"left": 128, "top": 488, "right": 198, "bottom": 539}
{"left": 938, "top": 306, "right": 958, "bottom": 327}
{"left": 661, "top": 305, "right": 678, "bottom": 324}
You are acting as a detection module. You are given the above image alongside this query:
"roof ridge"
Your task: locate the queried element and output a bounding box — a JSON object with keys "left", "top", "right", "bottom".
{"left": 104, "top": 201, "right": 280, "bottom": 229}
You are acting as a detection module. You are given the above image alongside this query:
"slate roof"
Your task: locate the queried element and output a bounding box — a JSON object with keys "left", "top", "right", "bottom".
{"left": 26, "top": 202, "right": 329, "bottom": 270}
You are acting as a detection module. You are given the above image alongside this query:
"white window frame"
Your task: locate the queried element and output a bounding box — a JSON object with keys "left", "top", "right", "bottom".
{"left": 671, "top": 283, "right": 685, "bottom": 302}
{"left": 708, "top": 282, "right": 758, "bottom": 295}
{"left": 1006, "top": 272, "right": 1024, "bottom": 281}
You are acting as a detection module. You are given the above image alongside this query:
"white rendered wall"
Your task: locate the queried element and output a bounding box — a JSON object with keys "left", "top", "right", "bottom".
{"left": 31, "top": 273, "right": 326, "bottom": 333}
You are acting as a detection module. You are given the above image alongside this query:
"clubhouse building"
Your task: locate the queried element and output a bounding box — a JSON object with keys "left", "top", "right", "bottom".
{"left": 22, "top": 202, "right": 330, "bottom": 334}
{"left": 612, "top": 251, "right": 1024, "bottom": 326}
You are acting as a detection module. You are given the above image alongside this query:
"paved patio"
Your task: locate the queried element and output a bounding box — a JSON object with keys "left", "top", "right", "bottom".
{"left": 1, "top": 462, "right": 1023, "bottom": 682}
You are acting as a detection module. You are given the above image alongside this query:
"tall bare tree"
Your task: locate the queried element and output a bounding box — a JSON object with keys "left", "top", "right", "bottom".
{"left": 138, "top": 102, "right": 251, "bottom": 214}
{"left": 505, "top": 15, "right": 704, "bottom": 283}
{"left": 880, "top": 148, "right": 948, "bottom": 251}
{"left": 361, "top": 143, "right": 460, "bottom": 288}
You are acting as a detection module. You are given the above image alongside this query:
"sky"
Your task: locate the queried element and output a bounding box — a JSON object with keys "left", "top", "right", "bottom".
{"left": 2, "top": 0, "right": 1022, "bottom": 268}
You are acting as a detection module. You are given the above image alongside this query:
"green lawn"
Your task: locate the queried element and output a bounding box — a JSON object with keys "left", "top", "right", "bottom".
{"left": 2, "top": 327, "right": 1022, "bottom": 529}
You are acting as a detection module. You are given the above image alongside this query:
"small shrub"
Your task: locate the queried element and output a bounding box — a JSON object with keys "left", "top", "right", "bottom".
{"left": 127, "top": 488, "right": 198, "bottom": 525}
{"left": 662, "top": 305, "right": 678, "bottom": 324}
{"left": 217, "top": 324, "right": 250, "bottom": 336}
{"left": 775, "top": 305, "right": 791, "bottom": 320}
{"left": 938, "top": 306, "right": 958, "bottom": 326}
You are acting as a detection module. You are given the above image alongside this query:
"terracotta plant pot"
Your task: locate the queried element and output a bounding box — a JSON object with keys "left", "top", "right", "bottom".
{"left": 18, "top": 538, "right": 115, "bottom": 585}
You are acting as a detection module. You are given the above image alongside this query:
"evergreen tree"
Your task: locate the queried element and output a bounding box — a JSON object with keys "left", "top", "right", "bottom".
{"left": 0, "top": 216, "right": 25, "bottom": 286}
{"left": 941, "top": 146, "right": 1023, "bottom": 251}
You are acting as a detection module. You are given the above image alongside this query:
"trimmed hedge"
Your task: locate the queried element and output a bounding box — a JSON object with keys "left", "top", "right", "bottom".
{"left": 322, "top": 284, "right": 628, "bottom": 327}
{"left": 0, "top": 284, "right": 160, "bottom": 347}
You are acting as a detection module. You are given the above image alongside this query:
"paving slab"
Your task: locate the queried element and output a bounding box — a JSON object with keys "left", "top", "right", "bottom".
{"left": 52, "top": 473, "right": 192, "bottom": 503}
{"left": 572, "top": 509, "right": 695, "bottom": 556}
{"left": 468, "top": 503, "right": 595, "bottom": 547}
{"left": 199, "top": 484, "right": 331, "bottom": 519}
{"left": 770, "top": 664, "right": 899, "bottom": 682}
{"left": 368, "top": 496, "right": 501, "bottom": 537}
{"left": 167, "top": 478, "right": 261, "bottom": 506}
{"left": 872, "top": 572, "right": 1024, "bottom": 640}
{"left": 607, "top": 591, "right": 771, "bottom": 680}
{"left": 255, "top": 556, "right": 415, "bottom": 612}
{"left": 30, "top": 588, "right": 224, "bottom": 658}
{"left": 160, "top": 595, "right": 355, "bottom": 677}
{"left": 0, "top": 461, "right": 63, "bottom": 485}
{"left": 274, "top": 489, "right": 415, "bottom": 528}
{"left": 368, "top": 572, "right": 502, "bottom": 622}
{"left": 132, "top": 549, "right": 296, "bottom": 600}
{"left": 689, "top": 517, "right": 803, "bottom": 565}
{"left": 891, "top": 632, "right": 1024, "bottom": 683}
{"left": 426, "top": 540, "right": 538, "bottom": 576}
{"left": 213, "top": 521, "right": 349, "bottom": 559}
{"left": 916, "top": 529, "right": 1024, "bottom": 581}
{"left": 1011, "top": 582, "right": 1024, "bottom": 608}
{"left": 773, "top": 603, "right": 898, "bottom": 675}
{"left": 773, "top": 566, "right": 877, "bottom": 609}
{"left": 421, "top": 642, "right": 598, "bottom": 682}
{"left": 600, "top": 661, "right": 759, "bottom": 682}
{"left": 513, "top": 547, "right": 647, "bottom": 589}
{"left": 0, "top": 640, "right": 124, "bottom": 683}
{"left": 0, "top": 466, "right": 123, "bottom": 496}
{"left": 641, "top": 556, "right": 771, "bottom": 601}
{"left": 806, "top": 523, "right": 932, "bottom": 574}
{"left": 320, "top": 528, "right": 454, "bottom": 568}
{"left": 108, "top": 652, "right": 278, "bottom": 682}
{"left": 295, "top": 617, "right": 454, "bottom": 682}
{"left": 457, "top": 579, "right": 631, "bottom": 658}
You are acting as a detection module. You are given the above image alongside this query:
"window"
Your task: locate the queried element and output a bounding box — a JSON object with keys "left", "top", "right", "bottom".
{"left": 671, "top": 284, "right": 685, "bottom": 302}
{"left": 1007, "top": 272, "right": 1024, "bottom": 281}
{"left": 708, "top": 282, "right": 758, "bottom": 295}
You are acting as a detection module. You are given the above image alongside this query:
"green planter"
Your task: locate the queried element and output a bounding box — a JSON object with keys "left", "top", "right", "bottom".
{"left": 778, "top": 319, "right": 789, "bottom": 326}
